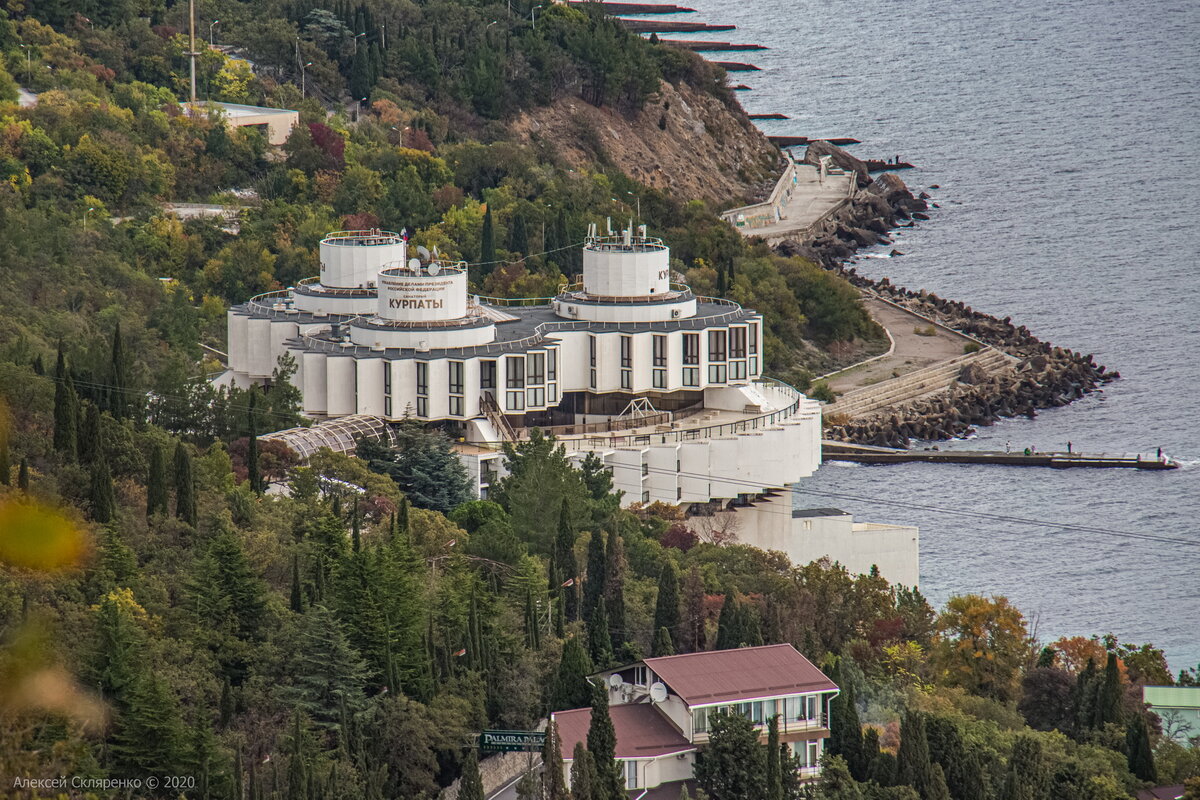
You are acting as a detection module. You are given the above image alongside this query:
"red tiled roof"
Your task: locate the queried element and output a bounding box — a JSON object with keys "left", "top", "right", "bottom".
{"left": 642, "top": 644, "right": 836, "bottom": 706}
{"left": 1135, "top": 787, "right": 1184, "bottom": 800}
{"left": 553, "top": 704, "right": 694, "bottom": 761}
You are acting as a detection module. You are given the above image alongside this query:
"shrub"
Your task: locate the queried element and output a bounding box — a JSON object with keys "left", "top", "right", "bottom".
{"left": 809, "top": 381, "right": 836, "bottom": 403}
{"left": 963, "top": 341, "right": 982, "bottom": 354}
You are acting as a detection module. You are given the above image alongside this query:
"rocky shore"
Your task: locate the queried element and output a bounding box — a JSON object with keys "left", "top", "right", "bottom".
{"left": 773, "top": 144, "right": 1118, "bottom": 449}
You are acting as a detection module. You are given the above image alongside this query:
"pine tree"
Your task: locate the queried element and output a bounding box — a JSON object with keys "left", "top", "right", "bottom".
{"left": 681, "top": 565, "right": 707, "bottom": 653}
{"left": 570, "top": 742, "right": 598, "bottom": 800}
{"left": 79, "top": 403, "right": 101, "bottom": 463}
{"left": 551, "top": 637, "right": 594, "bottom": 711}
{"left": 766, "top": 715, "right": 782, "bottom": 800}
{"left": 509, "top": 211, "right": 528, "bottom": 257}
{"left": 97, "top": 524, "right": 138, "bottom": 589}
{"left": 481, "top": 205, "right": 496, "bottom": 274}
{"left": 174, "top": 443, "right": 196, "bottom": 527}
{"left": 247, "top": 389, "right": 262, "bottom": 494}
{"left": 291, "top": 554, "right": 304, "bottom": 613}
{"left": 146, "top": 445, "right": 168, "bottom": 517}
{"left": 1126, "top": 714, "right": 1157, "bottom": 782}
{"left": 926, "top": 714, "right": 984, "bottom": 800}
{"left": 604, "top": 529, "right": 625, "bottom": 653}
{"left": 459, "top": 748, "right": 484, "bottom": 800}
{"left": 1094, "top": 651, "right": 1123, "bottom": 728}
{"left": 653, "top": 559, "right": 681, "bottom": 653}
{"left": 586, "top": 679, "right": 625, "bottom": 800}
{"left": 543, "top": 719, "right": 569, "bottom": 800}
{"left": 53, "top": 347, "right": 78, "bottom": 458}
{"left": 90, "top": 459, "right": 116, "bottom": 523}
{"left": 583, "top": 531, "right": 606, "bottom": 620}
{"left": 587, "top": 596, "right": 614, "bottom": 669}
{"left": 110, "top": 322, "right": 129, "bottom": 420}
{"left": 652, "top": 627, "right": 674, "bottom": 657}
{"left": 193, "top": 525, "right": 269, "bottom": 643}
{"left": 17, "top": 457, "right": 29, "bottom": 491}
{"left": 280, "top": 605, "right": 368, "bottom": 727}
{"left": 553, "top": 499, "right": 579, "bottom": 622}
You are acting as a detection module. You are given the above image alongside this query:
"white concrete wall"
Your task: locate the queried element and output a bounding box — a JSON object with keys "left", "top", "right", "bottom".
{"left": 356, "top": 359, "right": 385, "bottom": 417}
{"left": 320, "top": 237, "right": 405, "bottom": 288}
{"left": 558, "top": 296, "right": 696, "bottom": 323}
{"left": 583, "top": 244, "right": 670, "bottom": 297}
{"left": 300, "top": 352, "right": 327, "bottom": 415}
{"left": 325, "top": 356, "right": 356, "bottom": 417}
{"left": 640, "top": 753, "right": 695, "bottom": 790}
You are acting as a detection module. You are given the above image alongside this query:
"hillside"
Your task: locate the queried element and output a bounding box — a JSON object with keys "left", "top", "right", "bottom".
{"left": 510, "top": 78, "right": 781, "bottom": 206}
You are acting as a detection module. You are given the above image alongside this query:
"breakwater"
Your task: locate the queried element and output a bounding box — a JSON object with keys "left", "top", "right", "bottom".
{"left": 772, "top": 145, "right": 1117, "bottom": 449}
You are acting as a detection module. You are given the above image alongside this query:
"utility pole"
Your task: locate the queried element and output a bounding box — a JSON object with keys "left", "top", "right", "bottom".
{"left": 187, "top": 0, "right": 198, "bottom": 105}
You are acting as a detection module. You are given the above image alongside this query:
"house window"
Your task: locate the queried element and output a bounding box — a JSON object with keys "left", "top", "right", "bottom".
{"left": 682, "top": 367, "right": 699, "bottom": 387}
{"left": 793, "top": 740, "right": 821, "bottom": 768}
{"left": 749, "top": 322, "right": 759, "bottom": 355}
{"left": 730, "top": 326, "right": 747, "bottom": 359}
{"left": 625, "top": 760, "right": 639, "bottom": 790}
{"left": 480, "top": 359, "right": 496, "bottom": 400}
{"left": 547, "top": 349, "right": 557, "bottom": 381}
{"left": 416, "top": 362, "right": 428, "bottom": 396}
{"left": 590, "top": 369, "right": 597, "bottom": 389}
{"left": 621, "top": 369, "right": 632, "bottom": 390}
{"left": 589, "top": 335, "right": 597, "bottom": 367}
{"left": 384, "top": 396, "right": 392, "bottom": 417}
{"left": 384, "top": 366, "right": 392, "bottom": 417}
{"left": 620, "top": 335, "right": 632, "bottom": 368}
{"left": 708, "top": 329, "right": 727, "bottom": 363}
{"left": 683, "top": 333, "right": 699, "bottom": 365}
{"left": 750, "top": 357, "right": 759, "bottom": 376}
{"left": 548, "top": 383, "right": 558, "bottom": 404}
{"left": 694, "top": 707, "right": 708, "bottom": 733}
{"left": 708, "top": 364, "right": 727, "bottom": 383}
{"left": 527, "top": 387, "right": 545, "bottom": 407}
{"left": 416, "top": 397, "right": 428, "bottom": 417}
{"left": 448, "top": 361, "right": 464, "bottom": 394}
{"left": 527, "top": 352, "right": 545, "bottom": 385}
{"left": 506, "top": 390, "right": 525, "bottom": 411}
{"left": 448, "top": 396, "right": 463, "bottom": 416}
{"left": 506, "top": 357, "right": 525, "bottom": 389}
{"left": 653, "top": 334, "right": 667, "bottom": 367}
{"left": 730, "top": 360, "right": 747, "bottom": 380}
{"left": 653, "top": 369, "right": 666, "bottom": 389}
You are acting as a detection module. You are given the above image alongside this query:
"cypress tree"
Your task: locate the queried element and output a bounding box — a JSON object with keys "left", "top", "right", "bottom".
{"left": 896, "top": 710, "right": 934, "bottom": 795}
{"left": 550, "top": 636, "right": 593, "bottom": 712}
{"left": 524, "top": 588, "right": 541, "bottom": 650}
{"left": 652, "top": 627, "right": 674, "bottom": 657}
{"left": 1125, "top": 714, "right": 1156, "bottom": 782}
{"left": 715, "top": 592, "right": 738, "bottom": 650}
{"left": 350, "top": 500, "right": 361, "bottom": 553}
{"left": 90, "top": 459, "right": 116, "bottom": 523}
{"left": 459, "top": 748, "right": 484, "bottom": 800}
{"left": 552, "top": 208, "right": 569, "bottom": 269}
{"left": 829, "top": 678, "right": 866, "bottom": 781}
{"left": 1094, "top": 651, "right": 1123, "bottom": 728}
{"left": 586, "top": 679, "right": 625, "bottom": 800}
{"left": 0, "top": 429, "right": 9, "bottom": 486}
{"left": 110, "top": 322, "right": 129, "bottom": 421}
{"left": 542, "top": 719, "right": 569, "bottom": 800}
{"left": 78, "top": 403, "right": 100, "bottom": 464}
{"left": 1072, "top": 657, "right": 1099, "bottom": 735}
{"left": 291, "top": 554, "right": 304, "bottom": 613}
{"left": 570, "top": 742, "right": 598, "bottom": 800}
{"left": 766, "top": 715, "right": 782, "bottom": 800}
{"left": 582, "top": 530, "right": 606, "bottom": 620}
{"left": 247, "top": 390, "right": 262, "bottom": 494}
{"left": 219, "top": 678, "right": 234, "bottom": 728}
{"left": 146, "top": 446, "right": 168, "bottom": 517}
{"left": 587, "top": 596, "right": 614, "bottom": 669}
{"left": 509, "top": 211, "right": 528, "bottom": 257}
{"left": 17, "top": 457, "right": 29, "bottom": 491}
{"left": 553, "top": 499, "right": 578, "bottom": 621}
{"left": 32, "top": 353, "right": 44, "bottom": 375}
{"left": 53, "top": 347, "right": 78, "bottom": 458}
{"left": 174, "top": 443, "right": 196, "bottom": 527}
{"left": 395, "top": 497, "right": 410, "bottom": 542}
{"left": 481, "top": 205, "right": 496, "bottom": 273}
{"left": 604, "top": 529, "right": 625, "bottom": 653}
{"left": 653, "top": 559, "right": 681, "bottom": 654}
{"left": 681, "top": 565, "right": 707, "bottom": 653}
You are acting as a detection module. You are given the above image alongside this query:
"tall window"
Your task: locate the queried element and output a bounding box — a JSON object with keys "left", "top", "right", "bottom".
{"left": 653, "top": 369, "right": 666, "bottom": 389}
{"left": 683, "top": 333, "right": 699, "bottom": 365}
{"left": 708, "top": 329, "right": 727, "bottom": 362}
{"left": 416, "top": 362, "right": 428, "bottom": 417}
{"left": 448, "top": 361, "right": 464, "bottom": 394}
{"left": 383, "top": 365, "right": 392, "bottom": 417}
{"left": 480, "top": 359, "right": 496, "bottom": 400}
{"left": 527, "top": 353, "right": 545, "bottom": 385}
{"left": 620, "top": 335, "right": 632, "bottom": 368}
{"left": 589, "top": 335, "right": 597, "bottom": 367}
{"left": 625, "top": 760, "right": 639, "bottom": 790}
{"left": 653, "top": 334, "right": 667, "bottom": 367}
{"left": 749, "top": 322, "right": 759, "bottom": 355}
{"left": 729, "top": 327, "right": 747, "bottom": 359}
{"left": 506, "top": 356, "right": 525, "bottom": 411}
{"left": 547, "top": 348, "right": 557, "bottom": 381}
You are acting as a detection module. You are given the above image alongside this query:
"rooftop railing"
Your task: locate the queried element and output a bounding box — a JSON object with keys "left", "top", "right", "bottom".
{"left": 320, "top": 229, "right": 404, "bottom": 246}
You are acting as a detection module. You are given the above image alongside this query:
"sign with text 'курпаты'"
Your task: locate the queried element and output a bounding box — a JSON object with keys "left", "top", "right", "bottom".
{"left": 478, "top": 730, "right": 545, "bottom": 753}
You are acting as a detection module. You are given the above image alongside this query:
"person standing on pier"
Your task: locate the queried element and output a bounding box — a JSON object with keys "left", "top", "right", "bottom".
{"left": 1067, "top": 441, "right": 1072, "bottom": 454}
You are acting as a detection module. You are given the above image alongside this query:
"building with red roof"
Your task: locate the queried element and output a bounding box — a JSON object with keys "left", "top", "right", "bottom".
{"left": 550, "top": 644, "right": 839, "bottom": 795}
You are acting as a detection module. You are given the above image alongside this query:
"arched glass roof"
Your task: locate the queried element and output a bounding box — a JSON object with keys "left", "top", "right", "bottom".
{"left": 259, "top": 415, "right": 395, "bottom": 460}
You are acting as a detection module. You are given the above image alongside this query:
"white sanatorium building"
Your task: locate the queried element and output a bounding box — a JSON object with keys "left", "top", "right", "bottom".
{"left": 223, "top": 227, "right": 918, "bottom": 585}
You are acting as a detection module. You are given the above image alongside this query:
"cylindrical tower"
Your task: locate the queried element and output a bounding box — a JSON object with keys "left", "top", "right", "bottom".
{"left": 581, "top": 228, "right": 670, "bottom": 298}
{"left": 319, "top": 229, "right": 406, "bottom": 288}
{"left": 375, "top": 264, "right": 469, "bottom": 322}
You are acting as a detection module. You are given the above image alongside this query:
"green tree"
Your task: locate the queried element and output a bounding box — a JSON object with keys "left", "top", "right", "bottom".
{"left": 934, "top": 594, "right": 1031, "bottom": 703}
{"left": 681, "top": 565, "right": 707, "bottom": 653}
{"left": 586, "top": 679, "right": 625, "bottom": 800}
{"left": 999, "top": 735, "right": 1049, "bottom": 800}
{"left": 280, "top": 605, "right": 368, "bottom": 727}
{"left": 247, "top": 389, "right": 262, "bottom": 494}
{"left": 460, "top": 748, "right": 484, "bottom": 800}
{"left": 53, "top": 347, "right": 78, "bottom": 458}
{"left": 653, "top": 559, "right": 680, "bottom": 654}
{"left": 925, "top": 714, "right": 985, "bottom": 800}
{"left": 828, "top": 669, "right": 865, "bottom": 781}
{"left": 79, "top": 403, "right": 101, "bottom": 464}
{"left": 543, "top": 719, "right": 569, "bottom": 800}
{"left": 695, "top": 711, "right": 767, "bottom": 800}
{"left": 551, "top": 636, "right": 594, "bottom": 712}
{"left": 146, "top": 445, "right": 168, "bottom": 517}
{"left": 553, "top": 499, "right": 580, "bottom": 622}
{"left": 587, "top": 596, "right": 614, "bottom": 669}
{"left": 1125, "top": 714, "right": 1156, "bottom": 783}
{"left": 359, "top": 424, "right": 473, "bottom": 513}
{"left": 604, "top": 529, "right": 626, "bottom": 654}
{"left": 17, "top": 457, "right": 29, "bottom": 491}
{"left": 174, "top": 443, "right": 196, "bottom": 527}
{"left": 480, "top": 204, "right": 497, "bottom": 274}
{"left": 0, "top": 426, "right": 8, "bottom": 486}
{"left": 1093, "top": 651, "right": 1123, "bottom": 728}
{"left": 290, "top": 553, "right": 304, "bottom": 614}
{"left": 495, "top": 429, "right": 588, "bottom": 554}
{"left": 652, "top": 627, "right": 674, "bottom": 657}
{"left": 509, "top": 210, "right": 529, "bottom": 256}
{"left": 192, "top": 525, "right": 268, "bottom": 644}
{"left": 815, "top": 755, "right": 864, "bottom": 800}
{"left": 896, "top": 710, "right": 935, "bottom": 797}
{"left": 90, "top": 459, "right": 116, "bottom": 524}
{"left": 109, "top": 322, "right": 130, "bottom": 421}
{"left": 570, "top": 742, "right": 599, "bottom": 800}
{"left": 583, "top": 531, "right": 606, "bottom": 621}
{"left": 766, "top": 715, "right": 782, "bottom": 800}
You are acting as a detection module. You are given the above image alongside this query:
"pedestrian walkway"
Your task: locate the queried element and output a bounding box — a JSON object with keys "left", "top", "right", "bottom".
{"left": 722, "top": 160, "right": 855, "bottom": 243}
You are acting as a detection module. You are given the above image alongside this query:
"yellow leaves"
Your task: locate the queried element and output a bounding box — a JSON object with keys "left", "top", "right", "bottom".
{"left": 92, "top": 587, "right": 149, "bottom": 624}
{"left": 0, "top": 498, "right": 87, "bottom": 571}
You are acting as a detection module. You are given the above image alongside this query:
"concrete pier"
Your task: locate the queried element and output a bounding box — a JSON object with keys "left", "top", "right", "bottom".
{"left": 821, "top": 443, "right": 1179, "bottom": 470}
{"left": 721, "top": 159, "right": 856, "bottom": 244}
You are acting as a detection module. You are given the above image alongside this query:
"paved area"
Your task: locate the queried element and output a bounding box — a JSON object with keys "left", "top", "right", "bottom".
{"left": 824, "top": 297, "right": 973, "bottom": 395}
{"left": 730, "top": 163, "right": 855, "bottom": 241}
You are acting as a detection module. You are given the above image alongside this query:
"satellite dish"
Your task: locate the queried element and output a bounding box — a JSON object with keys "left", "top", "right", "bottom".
{"left": 428, "top": 261, "right": 442, "bottom": 276}
{"left": 609, "top": 674, "right": 624, "bottom": 690}
{"left": 416, "top": 245, "right": 431, "bottom": 260}
{"left": 649, "top": 682, "right": 668, "bottom": 703}
{"left": 407, "top": 257, "right": 421, "bottom": 272}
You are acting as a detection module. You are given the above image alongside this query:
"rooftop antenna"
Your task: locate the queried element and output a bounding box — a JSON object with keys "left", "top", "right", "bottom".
{"left": 188, "top": 0, "right": 198, "bottom": 105}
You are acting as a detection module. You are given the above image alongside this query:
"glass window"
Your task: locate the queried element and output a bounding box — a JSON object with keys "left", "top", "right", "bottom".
{"left": 590, "top": 369, "right": 597, "bottom": 389}
{"left": 620, "top": 335, "right": 632, "bottom": 368}
{"left": 683, "top": 333, "right": 699, "bottom": 365}
{"left": 449, "top": 396, "right": 463, "bottom": 416}
{"left": 750, "top": 357, "right": 758, "bottom": 376}
{"left": 589, "top": 335, "right": 597, "bottom": 367}
{"left": 506, "top": 357, "right": 525, "bottom": 389}
{"left": 708, "top": 364, "right": 727, "bottom": 383}
{"left": 786, "top": 696, "right": 801, "bottom": 720}
{"left": 506, "top": 390, "right": 525, "bottom": 411}
{"left": 547, "top": 349, "right": 557, "bottom": 381}
{"left": 621, "top": 369, "right": 632, "bottom": 390}
{"left": 625, "top": 760, "right": 638, "bottom": 790}
{"left": 548, "top": 383, "right": 558, "bottom": 404}
{"left": 682, "top": 367, "right": 699, "bottom": 387}
{"left": 527, "top": 353, "right": 545, "bottom": 385}
{"left": 695, "top": 707, "right": 708, "bottom": 733}
{"left": 653, "top": 369, "right": 666, "bottom": 389}
{"left": 416, "top": 362, "right": 428, "bottom": 395}
{"left": 416, "top": 397, "right": 428, "bottom": 417}
{"left": 653, "top": 334, "right": 667, "bottom": 367}
{"left": 527, "top": 387, "right": 545, "bottom": 407}
{"left": 749, "top": 322, "right": 759, "bottom": 355}
{"left": 383, "top": 367, "right": 392, "bottom": 394}
{"left": 384, "top": 396, "right": 392, "bottom": 417}
{"left": 448, "top": 361, "right": 463, "bottom": 394}
{"left": 708, "top": 329, "right": 727, "bottom": 362}
{"left": 480, "top": 360, "right": 496, "bottom": 390}
{"left": 729, "top": 326, "right": 747, "bottom": 359}
{"left": 730, "top": 360, "right": 747, "bottom": 380}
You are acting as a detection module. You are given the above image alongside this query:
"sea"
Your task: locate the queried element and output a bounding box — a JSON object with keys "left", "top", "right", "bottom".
{"left": 660, "top": 0, "right": 1200, "bottom": 670}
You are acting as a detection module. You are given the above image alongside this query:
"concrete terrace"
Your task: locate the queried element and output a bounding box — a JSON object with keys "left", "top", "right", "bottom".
{"left": 723, "top": 161, "right": 855, "bottom": 243}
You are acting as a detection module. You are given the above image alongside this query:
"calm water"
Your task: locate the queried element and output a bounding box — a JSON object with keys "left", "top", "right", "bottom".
{"left": 667, "top": 0, "right": 1200, "bottom": 669}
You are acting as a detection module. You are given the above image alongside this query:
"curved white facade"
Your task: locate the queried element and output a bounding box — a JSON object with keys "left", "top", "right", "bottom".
{"left": 376, "top": 265, "right": 469, "bottom": 322}
{"left": 319, "top": 230, "right": 406, "bottom": 288}
{"left": 582, "top": 234, "right": 670, "bottom": 298}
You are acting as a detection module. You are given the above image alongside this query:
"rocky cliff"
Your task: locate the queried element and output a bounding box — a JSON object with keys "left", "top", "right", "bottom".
{"left": 508, "top": 80, "right": 781, "bottom": 206}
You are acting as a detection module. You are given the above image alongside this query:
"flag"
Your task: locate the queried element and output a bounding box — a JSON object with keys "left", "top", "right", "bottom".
{"left": 262, "top": 754, "right": 271, "bottom": 764}
{"left": 453, "top": 648, "right": 467, "bottom": 657}
{"left": 561, "top": 578, "right": 575, "bottom": 588}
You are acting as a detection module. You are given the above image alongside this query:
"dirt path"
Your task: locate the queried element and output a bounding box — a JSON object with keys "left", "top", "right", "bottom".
{"left": 824, "top": 297, "right": 973, "bottom": 394}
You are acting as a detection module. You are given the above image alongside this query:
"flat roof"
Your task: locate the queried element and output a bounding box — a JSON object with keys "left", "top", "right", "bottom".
{"left": 638, "top": 644, "right": 837, "bottom": 706}
{"left": 554, "top": 704, "right": 693, "bottom": 760}
{"left": 792, "top": 507, "right": 850, "bottom": 518}
{"left": 181, "top": 101, "right": 297, "bottom": 118}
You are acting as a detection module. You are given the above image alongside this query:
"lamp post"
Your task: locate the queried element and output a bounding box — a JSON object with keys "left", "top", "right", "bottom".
{"left": 356, "top": 96, "right": 367, "bottom": 122}
{"left": 83, "top": 207, "right": 95, "bottom": 232}
{"left": 531, "top": 4, "right": 543, "bottom": 30}
{"left": 209, "top": 19, "right": 220, "bottom": 46}
{"left": 301, "top": 61, "right": 312, "bottom": 97}
{"left": 626, "top": 191, "right": 640, "bottom": 222}
{"left": 354, "top": 32, "right": 366, "bottom": 54}
{"left": 18, "top": 44, "right": 30, "bottom": 84}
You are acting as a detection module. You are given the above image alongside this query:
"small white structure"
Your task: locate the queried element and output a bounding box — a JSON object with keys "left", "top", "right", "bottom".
{"left": 183, "top": 101, "right": 299, "bottom": 145}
